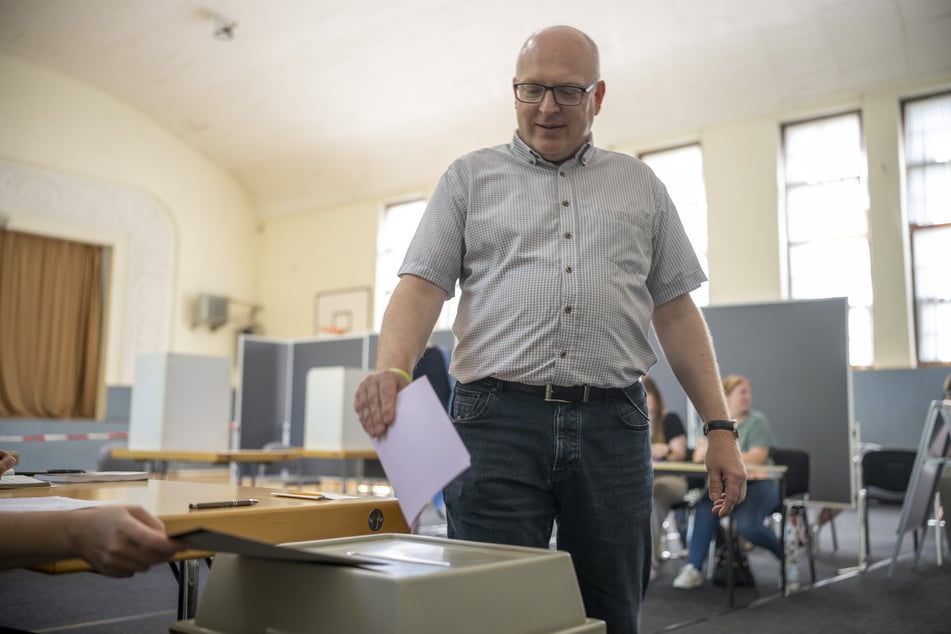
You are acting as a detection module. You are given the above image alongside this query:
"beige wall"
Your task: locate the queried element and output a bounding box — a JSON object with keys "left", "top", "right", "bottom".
{"left": 0, "top": 54, "right": 259, "bottom": 384}
{"left": 257, "top": 199, "right": 378, "bottom": 338}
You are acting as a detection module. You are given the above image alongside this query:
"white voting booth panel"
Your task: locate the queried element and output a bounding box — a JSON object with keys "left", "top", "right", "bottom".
{"left": 128, "top": 353, "right": 231, "bottom": 451}
{"left": 171, "top": 534, "right": 605, "bottom": 634}
{"left": 304, "top": 366, "right": 374, "bottom": 452}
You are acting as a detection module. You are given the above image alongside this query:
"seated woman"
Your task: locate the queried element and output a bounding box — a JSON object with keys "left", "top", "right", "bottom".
{"left": 672, "top": 374, "right": 782, "bottom": 589}
{"left": 643, "top": 376, "right": 688, "bottom": 566}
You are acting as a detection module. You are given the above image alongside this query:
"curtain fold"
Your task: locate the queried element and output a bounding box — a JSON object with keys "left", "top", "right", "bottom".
{"left": 0, "top": 229, "right": 102, "bottom": 418}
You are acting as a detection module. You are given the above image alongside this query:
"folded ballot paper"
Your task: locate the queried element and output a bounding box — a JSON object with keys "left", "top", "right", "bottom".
{"left": 371, "top": 375, "right": 471, "bottom": 527}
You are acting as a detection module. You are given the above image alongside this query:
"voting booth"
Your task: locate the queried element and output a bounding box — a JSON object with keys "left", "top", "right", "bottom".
{"left": 303, "top": 366, "right": 374, "bottom": 451}
{"left": 128, "top": 353, "right": 231, "bottom": 451}
{"left": 171, "top": 533, "right": 605, "bottom": 634}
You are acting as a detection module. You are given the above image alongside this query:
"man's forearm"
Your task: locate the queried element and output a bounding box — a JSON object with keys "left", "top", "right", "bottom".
{"left": 652, "top": 294, "right": 730, "bottom": 423}
{"left": 375, "top": 274, "right": 448, "bottom": 373}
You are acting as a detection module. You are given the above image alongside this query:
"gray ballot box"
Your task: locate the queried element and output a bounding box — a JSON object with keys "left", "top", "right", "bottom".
{"left": 171, "top": 533, "right": 606, "bottom": 633}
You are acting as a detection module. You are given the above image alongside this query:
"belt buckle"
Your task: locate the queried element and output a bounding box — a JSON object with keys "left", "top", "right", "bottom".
{"left": 544, "top": 385, "right": 590, "bottom": 403}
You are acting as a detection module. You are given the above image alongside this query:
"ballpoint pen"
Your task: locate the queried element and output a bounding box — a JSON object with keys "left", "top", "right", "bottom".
{"left": 188, "top": 499, "right": 259, "bottom": 510}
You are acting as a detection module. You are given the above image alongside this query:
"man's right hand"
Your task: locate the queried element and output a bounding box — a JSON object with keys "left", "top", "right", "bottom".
{"left": 354, "top": 369, "right": 411, "bottom": 438}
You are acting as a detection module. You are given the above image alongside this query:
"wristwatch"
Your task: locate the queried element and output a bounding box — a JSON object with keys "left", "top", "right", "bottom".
{"left": 703, "top": 419, "right": 738, "bottom": 438}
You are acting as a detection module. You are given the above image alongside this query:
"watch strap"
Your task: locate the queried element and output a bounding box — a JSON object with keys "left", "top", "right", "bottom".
{"left": 703, "top": 419, "right": 738, "bottom": 438}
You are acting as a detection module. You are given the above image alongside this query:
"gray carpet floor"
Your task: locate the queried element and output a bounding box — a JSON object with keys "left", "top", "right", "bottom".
{"left": 0, "top": 503, "right": 947, "bottom": 633}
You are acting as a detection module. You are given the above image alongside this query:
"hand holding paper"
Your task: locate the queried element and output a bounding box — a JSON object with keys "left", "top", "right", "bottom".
{"left": 371, "top": 376, "right": 470, "bottom": 527}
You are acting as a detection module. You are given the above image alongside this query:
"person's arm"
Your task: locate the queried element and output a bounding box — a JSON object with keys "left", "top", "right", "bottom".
{"left": 354, "top": 274, "right": 448, "bottom": 437}
{"left": 667, "top": 433, "right": 687, "bottom": 461}
{"left": 743, "top": 446, "right": 770, "bottom": 465}
{"left": 0, "top": 450, "right": 16, "bottom": 472}
{"left": 652, "top": 293, "right": 747, "bottom": 516}
{"left": 0, "top": 505, "right": 186, "bottom": 577}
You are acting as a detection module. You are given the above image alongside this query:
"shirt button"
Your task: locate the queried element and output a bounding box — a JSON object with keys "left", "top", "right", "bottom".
{"left": 559, "top": 171, "right": 566, "bottom": 177}
{"left": 564, "top": 306, "right": 572, "bottom": 314}
{"left": 565, "top": 266, "right": 573, "bottom": 273}
{"left": 564, "top": 232, "right": 572, "bottom": 239}
{"left": 559, "top": 351, "right": 567, "bottom": 359}
{"left": 561, "top": 200, "right": 569, "bottom": 207}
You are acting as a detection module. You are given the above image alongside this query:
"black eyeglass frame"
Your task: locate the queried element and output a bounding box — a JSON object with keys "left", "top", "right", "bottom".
{"left": 513, "top": 82, "right": 599, "bottom": 106}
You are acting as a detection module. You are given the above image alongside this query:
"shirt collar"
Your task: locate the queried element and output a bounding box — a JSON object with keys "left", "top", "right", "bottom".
{"left": 510, "top": 132, "right": 596, "bottom": 168}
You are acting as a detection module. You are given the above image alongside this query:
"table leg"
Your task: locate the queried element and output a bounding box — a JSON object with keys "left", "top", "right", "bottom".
{"left": 176, "top": 558, "right": 200, "bottom": 620}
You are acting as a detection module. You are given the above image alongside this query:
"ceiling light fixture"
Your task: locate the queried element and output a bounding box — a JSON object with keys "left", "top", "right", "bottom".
{"left": 212, "top": 14, "right": 238, "bottom": 41}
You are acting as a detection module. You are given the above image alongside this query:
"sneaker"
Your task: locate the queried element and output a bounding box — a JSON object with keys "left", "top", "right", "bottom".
{"left": 673, "top": 564, "right": 704, "bottom": 589}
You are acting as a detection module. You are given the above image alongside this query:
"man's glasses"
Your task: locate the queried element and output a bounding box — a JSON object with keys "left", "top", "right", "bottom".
{"left": 513, "top": 82, "right": 597, "bottom": 106}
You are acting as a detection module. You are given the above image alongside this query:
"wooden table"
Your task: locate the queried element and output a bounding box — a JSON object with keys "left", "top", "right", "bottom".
{"left": 296, "top": 448, "right": 380, "bottom": 491}
{"left": 111, "top": 448, "right": 302, "bottom": 485}
{"left": 652, "top": 460, "right": 788, "bottom": 606}
{"left": 1, "top": 479, "right": 409, "bottom": 619}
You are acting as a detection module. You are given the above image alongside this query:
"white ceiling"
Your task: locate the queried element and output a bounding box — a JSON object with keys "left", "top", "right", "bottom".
{"left": 1, "top": 0, "right": 950, "bottom": 218}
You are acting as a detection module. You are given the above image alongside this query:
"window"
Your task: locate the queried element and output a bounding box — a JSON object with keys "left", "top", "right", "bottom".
{"left": 904, "top": 92, "right": 951, "bottom": 364}
{"left": 639, "top": 144, "right": 710, "bottom": 306}
{"left": 374, "top": 200, "right": 458, "bottom": 332}
{"left": 782, "top": 112, "right": 873, "bottom": 366}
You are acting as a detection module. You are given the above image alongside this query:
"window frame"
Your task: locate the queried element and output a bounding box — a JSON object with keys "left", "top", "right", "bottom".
{"left": 780, "top": 110, "right": 874, "bottom": 368}
{"left": 901, "top": 90, "right": 951, "bottom": 366}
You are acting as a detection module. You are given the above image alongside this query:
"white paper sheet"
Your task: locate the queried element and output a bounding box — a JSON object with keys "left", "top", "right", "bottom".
{"left": 372, "top": 376, "right": 470, "bottom": 526}
{"left": 0, "top": 496, "right": 116, "bottom": 512}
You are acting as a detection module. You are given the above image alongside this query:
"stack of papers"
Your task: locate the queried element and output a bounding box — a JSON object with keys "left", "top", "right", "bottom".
{"left": 34, "top": 471, "right": 149, "bottom": 483}
{"left": 0, "top": 474, "right": 52, "bottom": 489}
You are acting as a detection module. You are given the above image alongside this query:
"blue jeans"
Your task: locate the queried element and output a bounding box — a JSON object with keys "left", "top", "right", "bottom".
{"left": 686, "top": 478, "right": 782, "bottom": 570}
{"left": 444, "top": 378, "right": 652, "bottom": 634}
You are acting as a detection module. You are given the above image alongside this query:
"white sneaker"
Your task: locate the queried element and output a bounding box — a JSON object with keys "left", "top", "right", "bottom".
{"left": 672, "top": 564, "right": 704, "bottom": 589}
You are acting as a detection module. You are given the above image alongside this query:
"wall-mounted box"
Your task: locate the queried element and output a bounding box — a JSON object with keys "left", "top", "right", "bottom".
{"left": 129, "top": 353, "right": 231, "bottom": 451}
{"left": 304, "top": 367, "right": 372, "bottom": 452}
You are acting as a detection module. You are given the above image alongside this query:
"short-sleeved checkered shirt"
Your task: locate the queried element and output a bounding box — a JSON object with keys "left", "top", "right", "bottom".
{"left": 400, "top": 133, "right": 706, "bottom": 388}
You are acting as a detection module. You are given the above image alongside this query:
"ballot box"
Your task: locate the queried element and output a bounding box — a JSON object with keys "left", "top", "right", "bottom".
{"left": 303, "top": 366, "right": 374, "bottom": 452}
{"left": 171, "top": 533, "right": 605, "bottom": 634}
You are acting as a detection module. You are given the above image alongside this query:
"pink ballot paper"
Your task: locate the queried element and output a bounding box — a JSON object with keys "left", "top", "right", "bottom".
{"left": 372, "top": 375, "right": 471, "bottom": 526}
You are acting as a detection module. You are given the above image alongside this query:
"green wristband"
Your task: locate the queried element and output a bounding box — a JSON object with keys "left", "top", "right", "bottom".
{"left": 388, "top": 367, "right": 412, "bottom": 383}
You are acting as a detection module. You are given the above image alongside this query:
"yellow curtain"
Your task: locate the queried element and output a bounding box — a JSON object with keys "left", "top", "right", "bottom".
{"left": 0, "top": 230, "right": 103, "bottom": 418}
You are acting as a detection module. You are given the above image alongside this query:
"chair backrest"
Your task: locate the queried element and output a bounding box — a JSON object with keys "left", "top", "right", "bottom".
{"left": 861, "top": 448, "right": 917, "bottom": 495}
{"left": 770, "top": 447, "right": 810, "bottom": 499}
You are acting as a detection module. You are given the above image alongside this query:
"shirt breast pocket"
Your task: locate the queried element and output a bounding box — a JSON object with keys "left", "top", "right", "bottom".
{"left": 589, "top": 207, "right": 652, "bottom": 277}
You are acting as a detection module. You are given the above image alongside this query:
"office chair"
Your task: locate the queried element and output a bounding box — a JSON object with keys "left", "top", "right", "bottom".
{"left": 861, "top": 448, "right": 918, "bottom": 557}
{"left": 710, "top": 448, "right": 816, "bottom": 595}
{"left": 770, "top": 447, "right": 816, "bottom": 585}
{"left": 664, "top": 448, "right": 706, "bottom": 559}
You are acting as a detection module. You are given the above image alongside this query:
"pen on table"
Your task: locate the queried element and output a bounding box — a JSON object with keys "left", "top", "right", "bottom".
{"left": 188, "top": 499, "right": 259, "bottom": 510}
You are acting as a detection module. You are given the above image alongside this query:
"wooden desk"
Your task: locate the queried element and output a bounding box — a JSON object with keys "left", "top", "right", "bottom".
{"left": 652, "top": 461, "right": 789, "bottom": 606}
{"left": 653, "top": 460, "right": 787, "bottom": 479}
{"left": 112, "top": 448, "right": 301, "bottom": 485}
{"left": 1, "top": 479, "right": 409, "bottom": 619}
